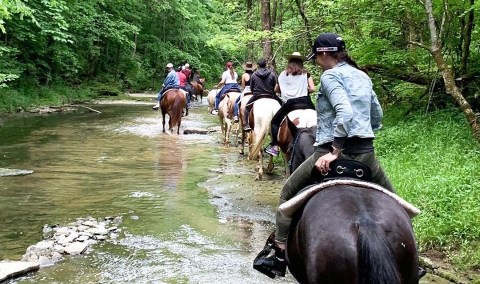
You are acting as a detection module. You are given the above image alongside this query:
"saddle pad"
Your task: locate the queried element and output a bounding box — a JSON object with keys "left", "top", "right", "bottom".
{"left": 278, "top": 179, "right": 421, "bottom": 219}
{"left": 286, "top": 109, "right": 317, "bottom": 128}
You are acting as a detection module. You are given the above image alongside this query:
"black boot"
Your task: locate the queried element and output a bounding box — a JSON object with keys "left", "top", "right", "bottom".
{"left": 253, "top": 233, "right": 287, "bottom": 278}
{"left": 419, "top": 266, "right": 426, "bottom": 279}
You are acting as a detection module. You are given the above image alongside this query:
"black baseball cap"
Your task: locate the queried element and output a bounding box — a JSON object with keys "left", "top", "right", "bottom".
{"left": 306, "top": 33, "right": 346, "bottom": 61}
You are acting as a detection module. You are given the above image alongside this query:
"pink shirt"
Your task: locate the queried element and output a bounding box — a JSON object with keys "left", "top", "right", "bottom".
{"left": 176, "top": 71, "right": 187, "bottom": 87}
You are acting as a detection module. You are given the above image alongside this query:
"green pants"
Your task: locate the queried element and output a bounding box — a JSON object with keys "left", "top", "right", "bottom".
{"left": 275, "top": 149, "right": 394, "bottom": 243}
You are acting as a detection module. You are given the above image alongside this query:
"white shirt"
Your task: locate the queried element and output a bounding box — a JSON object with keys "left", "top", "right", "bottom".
{"left": 278, "top": 71, "right": 308, "bottom": 103}
{"left": 222, "top": 70, "right": 238, "bottom": 84}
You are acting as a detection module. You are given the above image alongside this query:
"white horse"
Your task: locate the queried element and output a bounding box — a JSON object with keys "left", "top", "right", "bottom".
{"left": 247, "top": 97, "right": 281, "bottom": 180}
{"left": 207, "top": 88, "right": 220, "bottom": 113}
{"left": 218, "top": 91, "right": 241, "bottom": 146}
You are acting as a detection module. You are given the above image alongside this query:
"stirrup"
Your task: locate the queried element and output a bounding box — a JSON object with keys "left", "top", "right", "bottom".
{"left": 253, "top": 233, "right": 287, "bottom": 278}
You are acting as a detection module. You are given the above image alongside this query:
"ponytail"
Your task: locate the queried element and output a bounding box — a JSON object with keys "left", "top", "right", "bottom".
{"left": 336, "top": 52, "right": 367, "bottom": 73}
{"left": 229, "top": 67, "right": 235, "bottom": 80}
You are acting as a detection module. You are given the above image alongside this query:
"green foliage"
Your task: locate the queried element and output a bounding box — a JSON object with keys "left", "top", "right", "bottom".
{"left": 376, "top": 109, "right": 480, "bottom": 269}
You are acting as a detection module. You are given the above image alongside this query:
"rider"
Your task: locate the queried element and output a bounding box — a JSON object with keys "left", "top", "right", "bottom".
{"left": 182, "top": 63, "right": 192, "bottom": 81}
{"left": 153, "top": 63, "right": 179, "bottom": 110}
{"left": 243, "top": 58, "right": 281, "bottom": 131}
{"left": 211, "top": 61, "right": 241, "bottom": 115}
{"left": 176, "top": 66, "right": 190, "bottom": 108}
{"left": 254, "top": 32, "right": 395, "bottom": 278}
{"left": 264, "top": 52, "right": 316, "bottom": 157}
{"left": 233, "top": 61, "right": 256, "bottom": 122}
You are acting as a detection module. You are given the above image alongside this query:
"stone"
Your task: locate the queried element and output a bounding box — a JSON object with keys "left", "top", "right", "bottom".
{"left": 0, "top": 260, "right": 39, "bottom": 282}
{"left": 0, "top": 168, "right": 34, "bottom": 177}
{"left": 64, "top": 242, "right": 88, "bottom": 255}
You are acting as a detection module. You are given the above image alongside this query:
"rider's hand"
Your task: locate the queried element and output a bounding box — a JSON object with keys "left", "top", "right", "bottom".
{"left": 315, "top": 151, "right": 340, "bottom": 175}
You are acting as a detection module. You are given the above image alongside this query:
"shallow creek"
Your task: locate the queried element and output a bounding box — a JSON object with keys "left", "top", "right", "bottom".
{"left": 0, "top": 101, "right": 449, "bottom": 283}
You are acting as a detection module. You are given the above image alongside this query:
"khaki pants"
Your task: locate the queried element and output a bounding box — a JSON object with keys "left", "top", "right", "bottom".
{"left": 275, "top": 149, "right": 394, "bottom": 243}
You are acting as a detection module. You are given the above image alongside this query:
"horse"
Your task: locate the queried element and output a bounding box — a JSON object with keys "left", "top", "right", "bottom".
{"left": 247, "top": 97, "right": 281, "bottom": 180}
{"left": 238, "top": 93, "right": 253, "bottom": 155}
{"left": 277, "top": 109, "right": 317, "bottom": 175}
{"left": 207, "top": 88, "right": 220, "bottom": 113}
{"left": 218, "top": 91, "right": 241, "bottom": 146}
{"left": 285, "top": 181, "right": 420, "bottom": 284}
{"left": 190, "top": 78, "right": 205, "bottom": 102}
{"left": 160, "top": 89, "right": 187, "bottom": 134}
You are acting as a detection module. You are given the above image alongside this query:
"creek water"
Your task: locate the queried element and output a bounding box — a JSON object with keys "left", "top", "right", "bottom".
{"left": 0, "top": 101, "right": 449, "bottom": 284}
{"left": 0, "top": 102, "right": 295, "bottom": 283}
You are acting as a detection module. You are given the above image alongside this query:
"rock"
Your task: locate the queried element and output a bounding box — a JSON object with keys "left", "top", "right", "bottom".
{"left": 183, "top": 127, "right": 217, "bottom": 134}
{"left": 64, "top": 242, "right": 88, "bottom": 255}
{"left": 0, "top": 260, "right": 39, "bottom": 282}
{"left": 0, "top": 168, "right": 34, "bottom": 177}
{"left": 76, "top": 235, "right": 90, "bottom": 242}
{"left": 82, "top": 221, "right": 96, "bottom": 227}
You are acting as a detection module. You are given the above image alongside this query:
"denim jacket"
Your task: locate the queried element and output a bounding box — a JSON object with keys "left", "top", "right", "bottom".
{"left": 314, "top": 62, "right": 383, "bottom": 148}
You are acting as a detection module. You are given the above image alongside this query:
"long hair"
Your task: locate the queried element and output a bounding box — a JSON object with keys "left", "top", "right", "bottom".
{"left": 229, "top": 66, "right": 235, "bottom": 80}
{"left": 285, "top": 58, "right": 307, "bottom": 76}
{"left": 331, "top": 51, "right": 368, "bottom": 73}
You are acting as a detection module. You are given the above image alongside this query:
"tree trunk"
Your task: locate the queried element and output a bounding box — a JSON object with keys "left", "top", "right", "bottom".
{"left": 424, "top": 0, "right": 480, "bottom": 142}
{"left": 246, "top": 0, "right": 254, "bottom": 60}
{"left": 261, "top": 0, "right": 273, "bottom": 64}
{"left": 460, "top": 0, "right": 474, "bottom": 76}
{"left": 294, "top": 0, "right": 311, "bottom": 42}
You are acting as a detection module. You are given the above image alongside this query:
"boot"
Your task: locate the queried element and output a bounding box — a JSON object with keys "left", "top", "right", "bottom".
{"left": 253, "top": 233, "right": 287, "bottom": 278}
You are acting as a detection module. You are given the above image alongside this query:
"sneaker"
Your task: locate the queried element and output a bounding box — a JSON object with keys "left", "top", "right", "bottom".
{"left": 243, "top": 125, "right": 251, "bottom": 132}
{"left": 233, "top": 116, "right": 239, "bottom": 122}
{"left": 211, "top": 109, "right": 218, "bottom": 115}
{"left": 152, "top": 103, "right": 160, "bottom": 111}
{"left": 265, "top": 145, "right": 279, "bottom": 157}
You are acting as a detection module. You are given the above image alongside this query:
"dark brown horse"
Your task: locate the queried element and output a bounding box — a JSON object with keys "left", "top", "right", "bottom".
{"left": 160, "top": 89, "right": 187, "bottom": 134}
{"left": 190, "top": 78, "right": 205, "bottom": 101}
{"left": 286, "top": 182, "right": 420, "bottom": 284}
{"left": 277, "top": 109, "right": 317, "bottom": 175}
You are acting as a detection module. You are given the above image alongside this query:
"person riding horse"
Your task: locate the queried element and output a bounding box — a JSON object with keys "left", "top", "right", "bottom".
{"left": 264, "top": 52, "right": 316, "bottom": 157}
{"left": 243, "top": 58, "right": 282, "bottom": 131}
{"left": 153, "top": 63, "right": 179, "bottom": 111}
{"left": 232, "top": 61, "right": 256, "bottom": 122}
{"left": 211, "top": 61, "right": 241, "bottom": 115}
{"left": 253, "top": 32, "right": 426, "bottom": 279}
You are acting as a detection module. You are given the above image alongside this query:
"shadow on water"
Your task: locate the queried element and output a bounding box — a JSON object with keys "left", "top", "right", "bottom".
{"left": 0, "top": 102, "right": 297, "bottom": 283}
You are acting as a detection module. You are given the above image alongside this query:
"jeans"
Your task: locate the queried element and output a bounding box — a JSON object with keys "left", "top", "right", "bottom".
{"left": 215, "top": 83, "right": 240, "bottom": 109}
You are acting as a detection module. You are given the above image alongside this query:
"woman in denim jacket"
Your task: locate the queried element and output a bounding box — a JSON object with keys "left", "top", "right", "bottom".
{"left": 254, "top": 32, "right": 395, "bottom": 278}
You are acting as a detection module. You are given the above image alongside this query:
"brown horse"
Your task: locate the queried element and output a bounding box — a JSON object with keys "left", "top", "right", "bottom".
{"left": 190, "top": 78, "right": 205, "bottom": 101}
{"left": 277, "top": 109, "right": 317, "bottom": 175}
{"left": 160, "top": 89, "right": 187, "bottom": 134}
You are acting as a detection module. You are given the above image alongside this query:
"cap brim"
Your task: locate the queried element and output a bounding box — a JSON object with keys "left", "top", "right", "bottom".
{"left": 306, "top": 52, "right": 316, "bottom": 61}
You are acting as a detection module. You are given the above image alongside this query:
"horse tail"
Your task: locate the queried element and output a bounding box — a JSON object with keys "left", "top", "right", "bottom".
{"left": 249, "top": 109, "right": 270, "bottom": 159}
{"left": 171, "top": 92, "right": 184, "bottom": 128}
{"left": 357, "top": 219, "right": 401, "bottom": 284}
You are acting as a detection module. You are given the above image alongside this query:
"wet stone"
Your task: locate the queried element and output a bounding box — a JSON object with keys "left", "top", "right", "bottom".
{"left": 0, "top": 168, "right": 34, "bottom": 177}
{"left": 64, "top": 242, "right": 88, "bottom": 255}
{"left": 0, "top": 261, "right": 39, "bottom": 282}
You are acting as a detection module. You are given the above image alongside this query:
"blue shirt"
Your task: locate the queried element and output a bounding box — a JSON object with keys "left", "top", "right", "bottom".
{"left": 163, "top": 70, "right": 179, "bottom": 89}
{"left": 314, "top": 61, "right": 383, "bottom": 148}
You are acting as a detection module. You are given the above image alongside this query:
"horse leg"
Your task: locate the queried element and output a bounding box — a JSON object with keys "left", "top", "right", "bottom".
{"left": 267, "top": 154, "right": 274, "bottom": 174}
{"left": 256, "top": 152, "right": 263, "bottom": 180}
{"left": 239, "top": 129, "right": 245, "bottom": 155}
{"left": 225, "top": 119, "right": 232, "bottom": 147}
{"left": 162, "top": 113, "right": 166, "bottom": 133}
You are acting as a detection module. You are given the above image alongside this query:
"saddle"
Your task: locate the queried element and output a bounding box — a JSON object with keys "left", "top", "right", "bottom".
{"left": 311, "top": 159, "right": 372, "bottom": 183}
